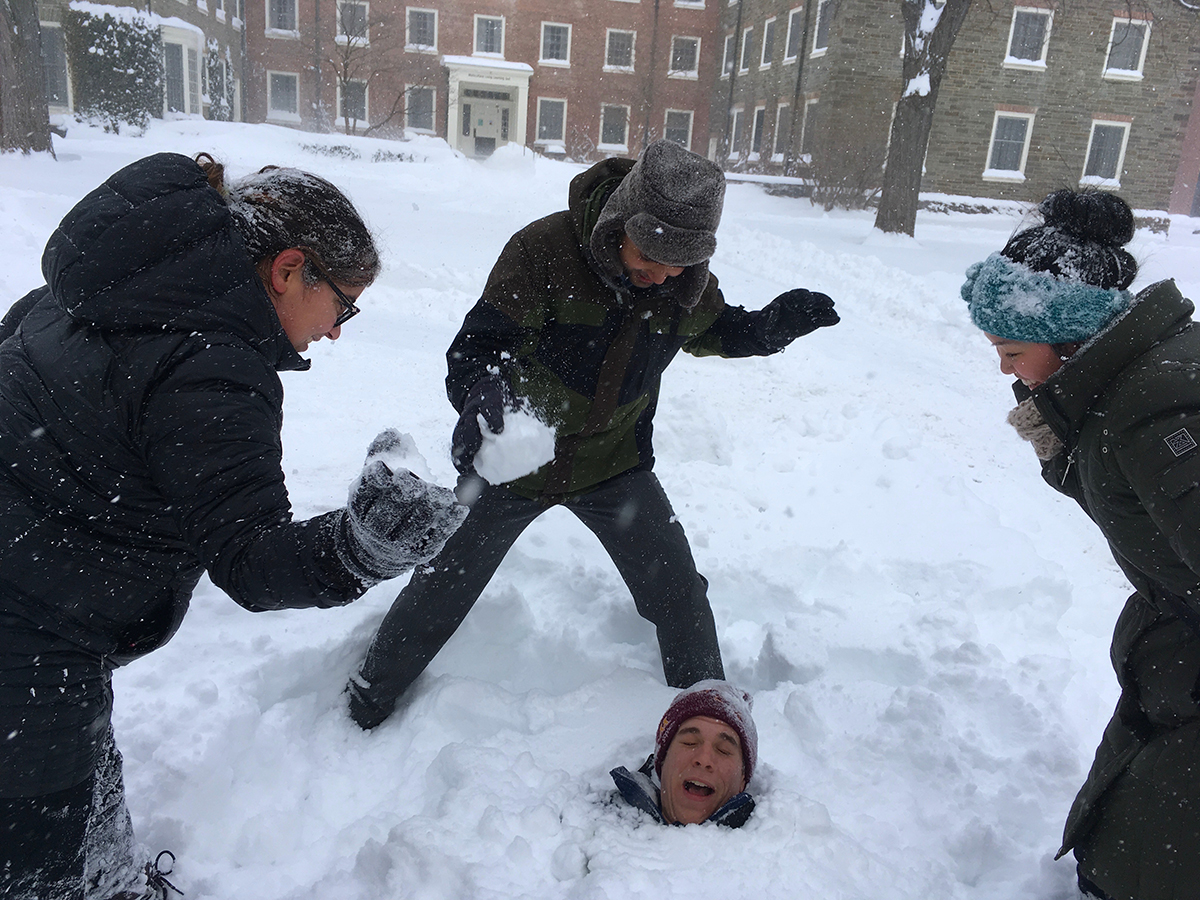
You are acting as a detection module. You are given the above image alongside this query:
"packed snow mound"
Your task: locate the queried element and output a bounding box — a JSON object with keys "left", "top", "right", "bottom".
{"left": 473, "top": 407, "right": 556, "bottom": 485}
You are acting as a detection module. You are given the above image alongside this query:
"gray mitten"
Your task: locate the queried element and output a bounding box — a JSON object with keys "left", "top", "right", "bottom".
{"left": 335, "top": 455, "right": 468, "bottom": 586}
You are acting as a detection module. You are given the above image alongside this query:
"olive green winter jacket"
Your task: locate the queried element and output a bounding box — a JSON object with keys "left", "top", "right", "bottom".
{"left": 1028, "top": 279, "right": 1200, "bottom": 899}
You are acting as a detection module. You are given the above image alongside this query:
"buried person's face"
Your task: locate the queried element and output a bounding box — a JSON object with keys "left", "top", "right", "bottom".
{"left": 659, "top": 715, "right": 747, "bottom": 825}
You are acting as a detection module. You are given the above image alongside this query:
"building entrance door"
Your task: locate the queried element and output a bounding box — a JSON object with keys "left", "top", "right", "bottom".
{"left": 461, "top": 89, "right": 512, "bottom": 157}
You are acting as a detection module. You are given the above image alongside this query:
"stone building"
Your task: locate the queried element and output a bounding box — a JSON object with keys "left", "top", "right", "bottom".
{"left": 711, "top": 0, "right": 1200, "bottom": 214}
{"left": 243, "top": 0, "right": 720, "bottom": 159}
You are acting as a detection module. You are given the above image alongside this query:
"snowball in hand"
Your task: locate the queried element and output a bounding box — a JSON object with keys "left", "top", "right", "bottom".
{"left": 363, "top": 428, "right": 435, "bottom": 482}
{"left": 472, "top": 408, "right": 556, "bottom": 485}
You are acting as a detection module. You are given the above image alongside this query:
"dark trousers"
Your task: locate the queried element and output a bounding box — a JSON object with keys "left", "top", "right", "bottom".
{"left": 0, "top": 728, "right": 137, "bottom": 900}
{"left": 353, "top": 469, "right": 724, "bottom": 721}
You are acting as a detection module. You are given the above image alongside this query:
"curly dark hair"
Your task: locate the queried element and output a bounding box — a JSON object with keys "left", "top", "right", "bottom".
{"left": 1000, "top": 189, "right": 1138, "bottom": 291}
{"left": 195, "top": 153, "right": 380, "bottom": 287}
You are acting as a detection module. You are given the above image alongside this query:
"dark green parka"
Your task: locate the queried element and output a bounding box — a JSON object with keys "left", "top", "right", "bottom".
{"left": 446, "top": 156, "right": 825, "bottom": 501}
{"left": 1028, "top": 279, "right": 1200, "bottom": 899}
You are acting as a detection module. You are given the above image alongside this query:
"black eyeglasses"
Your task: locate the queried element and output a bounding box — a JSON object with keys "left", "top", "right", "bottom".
{"left": 313, "top": 266, "right": 361, "bottom": 327}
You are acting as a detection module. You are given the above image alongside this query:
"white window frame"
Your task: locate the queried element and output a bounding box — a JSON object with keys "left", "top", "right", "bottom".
{"left": 599, "top": 103, "right": 630, "bottom": 151}
{"left": 338, "top": 79, "right": 368, "bottom": 126}
{"left": 784, "top": 7, "right": 803, "bottom": 61}
{"left": 1003, "top": 8, "right": 1052, "bottom": 70}
{"left": 983, "top": 110, "right": 1035, "bottom": 182}
{"left": 1102, "top": 17, "right": 1150, "bottom": 81}
{"left": 721, "top": 33, "right": 735, "bottom": 77}
{"left": 674, "top": 0, "right": 704, "bottom": 6}
{"left": 535, "top": 96, "right": 567, "bottom": 145}
{"left": 266, "top": 69, "right": 300, "bottom": 122}
{"left": 265, "top": 0, "right": 298, "bottom": 37}
{"left": 750, "top": 105, "right": 767, "bottom": 158}
{"left": 798, "top": 97, "right": 818, "bottom": 157}
{"left": 40, "top": 22, "right": 72, "bottom": 112}
{"left": 474, "top": 14, "right": 505, "bottom": 57}
{"left": 539, "top": 21, "right": 571, "bottom": 66}
{"left": 760, "top": 17, "right": 776, "bottom": 69}
{"left": 336, "top": 0, "right": 369, "bottom": 44}
{"left": 739, "top": 26, "right": 753, "bottom": 72}
{"left": 812, "top": 0, "right": 833, "bottom": 56}
{"left": 668, "top": 36, "right": 700, "bottom": 78}
{"left": 605, "top": 29, "right": 636, "bottom": 71}
{"left": 663, "top": 108, "right": 694, "bottom": 149}
{"left": 406, "top": 84, "right": 436, "bottom": 132}
{"left": 772, "top": 102, "right": 791, "bottom": 161}
{"left": 1081, "top": 119, "right": 1131, "bottom": 188}
{"left": 406, "top": 8, "right": 438, "bottom": 51}
{"left": 215, "top": 0, "right": 225, "bottom": 22}
{"left": 728, "top": 107, "right": 745, "bottom": 159}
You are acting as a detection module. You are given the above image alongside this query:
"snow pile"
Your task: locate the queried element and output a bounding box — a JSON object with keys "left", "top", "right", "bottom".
{"left": 473, "top": 407, "right": 557, "bottom": 485}
{"left": 0, "top": 118, "right": 1196, "bottom": 900}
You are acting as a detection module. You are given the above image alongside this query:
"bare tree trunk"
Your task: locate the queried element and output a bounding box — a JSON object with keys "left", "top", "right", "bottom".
{"left": 874, "top": 0, "right": 971, "bottom": 235}
{"left": 0, "top": 0, "right": 53, "bottom": 154}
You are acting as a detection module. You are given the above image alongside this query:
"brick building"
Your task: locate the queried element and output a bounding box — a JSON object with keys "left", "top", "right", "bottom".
{"left": 243, "top": 0, "right": 720, "bottom": 159}
{"left": 711, "top": 0, "right": 1200, "bottom": 213}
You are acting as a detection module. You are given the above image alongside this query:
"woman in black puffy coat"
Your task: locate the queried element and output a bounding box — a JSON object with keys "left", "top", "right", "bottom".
{"left": 963, "top": 190, "right": 1200, "bottom": 900}
{"left": 0, "top": 153, "right": 465, "bottom": 900}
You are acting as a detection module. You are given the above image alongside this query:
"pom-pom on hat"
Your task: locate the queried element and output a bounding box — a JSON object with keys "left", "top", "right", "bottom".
{"left": 961, "top": 253, "right": 1132, "bottom": 344}
{"left": 654, "top": 680, "right": 757, "bottom": 783}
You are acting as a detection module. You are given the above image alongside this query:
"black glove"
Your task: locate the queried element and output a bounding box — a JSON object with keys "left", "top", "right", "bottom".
{"left": 768, "top": 289, "right": 839, "bottom": 344}
{"left": 335, "top": 459, "right": 468, "bottom": 586}
{"left": 451, "top": 375, "right": 516, "bottom": 475}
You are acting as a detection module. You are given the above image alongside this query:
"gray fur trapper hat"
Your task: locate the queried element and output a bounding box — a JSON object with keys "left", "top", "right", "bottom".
{"left": 591, "top": 139, "right": 726, "bottom": 269}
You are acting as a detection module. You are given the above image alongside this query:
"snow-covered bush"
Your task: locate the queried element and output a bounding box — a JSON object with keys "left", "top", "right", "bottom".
{"left": 63, "top": 6, "right": 163, "bottom": 133}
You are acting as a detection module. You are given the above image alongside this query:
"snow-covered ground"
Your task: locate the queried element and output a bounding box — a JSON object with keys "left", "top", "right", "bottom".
{"left": 2, "top": 119, "right": 1198, "bottom": 900}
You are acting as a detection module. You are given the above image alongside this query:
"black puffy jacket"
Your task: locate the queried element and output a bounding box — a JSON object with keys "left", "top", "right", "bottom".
{"left": 0, "top": 153, "right": 362, "bottom": 666}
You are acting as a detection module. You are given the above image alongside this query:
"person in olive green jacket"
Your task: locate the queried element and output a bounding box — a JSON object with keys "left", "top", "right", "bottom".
{"left": 347, "top": 139, "right": 839, "bottom": 729}
{"left": 963, "top": 189, "right": 1200, "bottom": 900}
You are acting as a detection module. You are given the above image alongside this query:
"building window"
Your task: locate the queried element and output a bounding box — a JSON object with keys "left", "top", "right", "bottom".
{"left": 41, "top": 24, "right": 70, "bottom": 108}
{"left": 541, "top": 22, "right": 571, "bottom": 64}
{"left": 537, "top": 97, "right": 566, "bottom": 142}
{"left": 675, "top": 0, "right": 704, "bottom": 6}
{"left": 984, "top": 111, "right": 1034, "bottom": 180}
{"left": 1005, "top": 8, "right": 1051, "bottom": 67}
{"left": 266, "top": 0, "right": 297, "bottom": 33}
{"left": 1103, "top": 18, "right": 1149, "bottom": 79}
{"left": 600, "top": 104, "right": 629, "bottom": 148}
{"left": 751, "top": 106, "right": 766, "bottom": 156}
{"left": 799, "top": 98, "right": 817, "bottom": 155}
{"left": 164, "top": 43, "right": 191, "bottom": 112}
{"left": 722, "top": 33, "right": 735, "bottom": 76}
{"left": 337, "top": 1, "right": 368, "bottom": 42}
{"left": 267, "top": 71, "right": 299, "bottom": 118}
{"left": 339, "top": 80, "right": 367, "bottom": 122}
{"left": 812, "top": 0, "right": 834, "bottom": 54}
{"left": 475, "top": 15, "right": 503, "bottom": 56}
{"left": 773, "top": 103, "right": 791, "bottom": 160}
{"left": 669, "top": 36, "right": 699, "bottom": 76}
{"left": 1082, "top": 120, "right": 1130, "bottom": 185}
{"left": 664, "top": 109, "right": 693, "bottom": 148}
{"left": 605, "top": 29, "right": 635, "bottom": 70}
{"left": 406, "top": 8, "right": 437, "bottom": 50}
{"left": 760, "top": 17, "right": 775, "bottom": 68}
{"left": 728, "top": 108, "right": 745, "bottom": 158}
{"left": 407, "top": 85, "right": 434, "bottom": 131}
{"left": 784, "top": 7, "right": 803, "bottom": 61}
{"left": 739, "top": 27, "right": 753, "bottom": 72}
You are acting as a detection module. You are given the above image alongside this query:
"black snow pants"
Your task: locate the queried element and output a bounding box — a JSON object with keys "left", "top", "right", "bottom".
{"left": 349, "top": 468, "right": 724, "bottom": 728}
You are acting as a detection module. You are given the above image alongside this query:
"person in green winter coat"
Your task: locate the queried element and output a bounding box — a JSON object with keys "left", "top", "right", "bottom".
{"left": 346, "top": 139, "right": 840, "bottom": 729}
{"left": 962, "top": 189, "right": 1200, "bottom": 900}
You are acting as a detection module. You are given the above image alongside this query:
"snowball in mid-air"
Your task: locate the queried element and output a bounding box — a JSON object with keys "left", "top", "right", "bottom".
{"left": 473, "top": 408, "right": 556, "bottom": 485}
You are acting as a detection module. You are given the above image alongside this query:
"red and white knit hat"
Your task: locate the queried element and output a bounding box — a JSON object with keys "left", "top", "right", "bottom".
{"left": 653, "top": 680, "right": 757, "bottom": 783}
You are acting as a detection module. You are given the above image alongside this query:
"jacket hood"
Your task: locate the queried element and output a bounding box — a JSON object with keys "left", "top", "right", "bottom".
{"left": 41, "top": 152, "right": 306, "bottom": 371}
{"left": 567, "top": 156, "right": 711, "bottom": 310}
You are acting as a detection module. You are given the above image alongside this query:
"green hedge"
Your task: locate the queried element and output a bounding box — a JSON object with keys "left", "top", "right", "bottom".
{"left": 63, "top": 8, "right": 163, "bottom": 133}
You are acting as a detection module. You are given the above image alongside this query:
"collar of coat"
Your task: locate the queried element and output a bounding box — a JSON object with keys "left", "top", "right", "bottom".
{"left": 609, "top": 755, "right": 756, "bottom": 828}
{"left": 1032, "top": 279, "right": 1192, "bottom": 443}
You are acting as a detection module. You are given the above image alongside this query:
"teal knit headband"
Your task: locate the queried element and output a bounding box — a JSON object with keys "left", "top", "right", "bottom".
{"left": 961, "top": 253, "right": 1132, "bottom": 344}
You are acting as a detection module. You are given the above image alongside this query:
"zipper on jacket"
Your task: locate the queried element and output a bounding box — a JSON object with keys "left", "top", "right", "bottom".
{"left": 1061, "top": 448, "right": 1077, "bottom": 485}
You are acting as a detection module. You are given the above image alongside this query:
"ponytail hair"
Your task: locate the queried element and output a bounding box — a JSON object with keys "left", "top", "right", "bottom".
{"left": 194, "top": 152, "right": 381, "bottom": 287}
